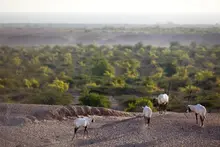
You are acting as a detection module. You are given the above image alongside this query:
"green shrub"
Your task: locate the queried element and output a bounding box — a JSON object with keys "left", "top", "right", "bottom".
{"left": 125, "top": 97, "right": 153, "bottom": 112}
{"left": 167, "top": 99, "right": 186, "bottom": 112}
{"left": 24, "top": 78, "right": 40, "bottom": 88}
{"left": 0, "top": 84, "right": 4, "bottom": 88}
{"left": 126, "top": 103, "right": 136, "bottom": 112}
{"left": 79, "top": 93, "right": 111, "bottom": 108}
{"left": 196, "top": 93, "right": 220, "bottom": 109}
{"left": 48, "top": 78, "right": 69, "bottom": 93}
{"left": 31, "top": 89, "right": 72, "bottom": 105}
{"left": 195, "top": 70, "right": 213, "bottom": 81}
{"left": 122, "top": 97, "right": 137, "bottom": 107}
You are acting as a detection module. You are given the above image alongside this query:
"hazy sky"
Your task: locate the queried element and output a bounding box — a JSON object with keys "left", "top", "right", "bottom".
{"left": 1, "top": 0, "right": 220, "bottom": 24}
{"left": 1, "top": 0, "right": 220, "bottom": 13}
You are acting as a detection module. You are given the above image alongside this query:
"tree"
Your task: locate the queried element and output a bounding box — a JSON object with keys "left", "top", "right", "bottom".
{"left": 179, "top": 85, "right": 200, "bottom": 101}
{"left": 24, "top": 79, "right": 31, "bottom": 88}
{"left": 29, "top": 56, "right": 40, "bottom": 65}
{"left": 0, "top": 78, "right": 4, "bottom": 88}
{"left": 142, "top": 77, "right": 158, "bottom": 94}
{"left": 151, "top": 67, "right": 164, "bottom": 80}
{"left": 163, "top": 63, "right": 177, "bottom": 77}
{"left": 118, "top": 59, "right": 140, "bottom": 78}
{"left": 110, "top": 77, "right": 125, "bottom": 88}
{"left": 39, "top": 66, "right": 53, "bottom": 76}
{"left": 195, "top": 70, "right": 214, "bottom": 81}
{"left": 173, "top": 66, "right": 188, "bottom": 80}
{"left": 91, "top": 58, "right": 115, "bottom": 77}
{"left": 63, "top": 53, "right": 73, "bottom": 65}
{"left": 48, "top": 78, "right": 69, "bottom": 93}
{"left": 12, "top": 56, "right": 21, "bottom": 67}
{"left": 24, "top": 78, "right": 39, "bottom": 89}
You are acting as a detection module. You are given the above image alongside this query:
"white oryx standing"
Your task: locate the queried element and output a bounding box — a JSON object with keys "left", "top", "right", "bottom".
{"left": 153, "top": 93, "right": 169, "bottom": 114}
{"left": 72, "top": 116, "right": 94, "bottom": 140}
{"left": 142, "top": 106, "right": 152, "bottom": 127}
{"left": 186, "top": 104, "right": 207, "bottom": 127}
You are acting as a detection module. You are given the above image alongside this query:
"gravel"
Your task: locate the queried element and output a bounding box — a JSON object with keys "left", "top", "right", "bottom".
{"left": 0, "top": 112, "right": 220, "bottom": 147}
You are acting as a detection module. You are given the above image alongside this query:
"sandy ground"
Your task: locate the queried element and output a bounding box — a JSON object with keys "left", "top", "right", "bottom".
{"left": 0, "top": 112, "right": 219, "bottom": 147}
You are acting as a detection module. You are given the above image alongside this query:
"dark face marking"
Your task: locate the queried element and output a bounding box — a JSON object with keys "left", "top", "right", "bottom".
{"left": 91, "top": 119, "right": 94, "bottom": 122}
{"left": 187, "top": 106, "right": 191, "bottom": 112}
{"left": 152, "top": 99, "right": 158, "bottom": 107}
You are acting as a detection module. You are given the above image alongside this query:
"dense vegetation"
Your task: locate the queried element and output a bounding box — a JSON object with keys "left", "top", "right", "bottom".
{"left": 0, "top": 42, "right": 220, "bottom": 111}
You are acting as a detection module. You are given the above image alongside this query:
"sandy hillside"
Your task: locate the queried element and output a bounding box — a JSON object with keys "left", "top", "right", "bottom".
{"left": 0, "top": 110, "right": 220, "bottom": 147}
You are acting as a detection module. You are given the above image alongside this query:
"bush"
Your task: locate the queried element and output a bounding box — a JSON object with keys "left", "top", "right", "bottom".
{"left": 167, "top": 99, "right": 186, "bottom": 112}
{"left": 24, "top": 78, "right": 40, "bottom": 88}
{"left": 125, "top": 97, "right": 153, "bottom": 112}
{"left": 122, "top": 97, "right": 137, "bottom": 107}
{"left": 196, "top": 93, "right": 220, "bottom": 110}
{"left": 79, "top": 93, "right": 111, "bottom": 108}
{"left": 31, "top": 89, "right": 73, "bottom": 105}
{"left": 48, "top": 78, "right": 69, "bottom": 93}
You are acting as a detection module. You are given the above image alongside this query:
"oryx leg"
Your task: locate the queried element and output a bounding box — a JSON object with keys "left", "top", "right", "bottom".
{"left": 84, "top": 126, "right": 89, "bottom": 138}
{"left": 164, "top": 104, "right": 168, "bottom": 114}
{"left": 144, "top": 116, "right": 147, "bottom": 125}
{"left": 200, "top": 116, "right": 205, "bottom": 127}
{"left": 72, "top": 127, "right": 79, "bottom": 140}
{"left": 195, "top": 113, "right": 198, "bottom": 124}
{"left": 147, "top": 117, "right": 150, "bottom": 126}
{"left": 144, "top": 116, "right": 150, "bottom": 127}
{"left": 158, "top": 106, "right": 162, "bottom": 114}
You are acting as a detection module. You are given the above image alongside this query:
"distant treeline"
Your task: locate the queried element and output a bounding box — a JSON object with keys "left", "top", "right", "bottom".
{"left": 0, "top": 42, "right": 220, "bottom": 111}
{"left": 1, "top": 23, "right": 220, "bottom": 34}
